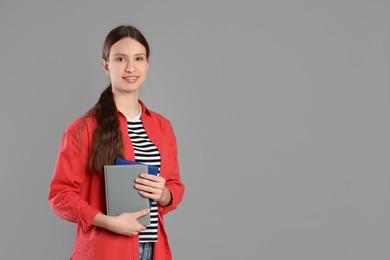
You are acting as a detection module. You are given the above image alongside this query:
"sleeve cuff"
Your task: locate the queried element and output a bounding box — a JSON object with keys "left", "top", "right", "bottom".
{"left": 78, "top": 206, "right": 101, "bottom": 232}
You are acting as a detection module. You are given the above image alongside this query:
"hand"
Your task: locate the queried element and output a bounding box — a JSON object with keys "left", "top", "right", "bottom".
{"left": 93, "top": 209, "right": 149, "bottom": 236}
{"left": 135, "top": 174, "right": 171, "bottom": 206}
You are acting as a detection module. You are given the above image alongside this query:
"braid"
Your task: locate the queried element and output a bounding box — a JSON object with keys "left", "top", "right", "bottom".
{"left": 87, "top": 86, "right": 124, "bottom": 172}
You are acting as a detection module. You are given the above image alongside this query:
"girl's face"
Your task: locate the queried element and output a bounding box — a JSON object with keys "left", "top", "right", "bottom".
{"left": 102, "top": 37, "right": 149, "bottom": 95}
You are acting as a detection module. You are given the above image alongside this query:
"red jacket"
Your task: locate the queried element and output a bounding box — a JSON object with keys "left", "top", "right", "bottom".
{"left": 48, "top": 100, "right": 185, "bottom": 260}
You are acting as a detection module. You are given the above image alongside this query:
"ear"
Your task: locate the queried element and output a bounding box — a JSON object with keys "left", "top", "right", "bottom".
{"left": 146, "top": 57, "right": 150, "bottom": 72}
{"left": 101, "top": 59, "right": 109, "bottom": 76}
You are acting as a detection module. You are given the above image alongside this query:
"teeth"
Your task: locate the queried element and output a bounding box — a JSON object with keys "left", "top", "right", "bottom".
{"left": 123, "top": 76, "right": 138, "bottom": 82}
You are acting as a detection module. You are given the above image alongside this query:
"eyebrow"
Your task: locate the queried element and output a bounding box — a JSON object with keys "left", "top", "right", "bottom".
{"left": 112, "top": 52, "right": 146, "bottom": 57}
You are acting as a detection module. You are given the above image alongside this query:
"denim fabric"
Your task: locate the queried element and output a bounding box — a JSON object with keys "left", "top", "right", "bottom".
{"left": 139, "top": 242, "right": 154, "bottom": 260}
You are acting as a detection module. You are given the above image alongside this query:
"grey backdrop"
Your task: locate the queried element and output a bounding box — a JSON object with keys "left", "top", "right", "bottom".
{"left": 1, "top": 1, "right": 389, "bottom": 259}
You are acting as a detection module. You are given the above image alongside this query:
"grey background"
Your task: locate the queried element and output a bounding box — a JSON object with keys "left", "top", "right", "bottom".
{"left": 1, "top": 1, "right": 389, "bottom": 259}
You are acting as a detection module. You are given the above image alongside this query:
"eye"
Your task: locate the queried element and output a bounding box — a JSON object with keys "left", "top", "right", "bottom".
{"left": 135, "top": 56, "right": 144, "bottom": 61}
{"left": 115, "top": 56, "right": 126, "bottom": 62}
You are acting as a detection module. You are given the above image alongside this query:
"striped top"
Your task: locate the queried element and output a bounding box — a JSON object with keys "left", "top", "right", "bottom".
{"left": 126, "top": 108, "right": 160, "bottom": 243}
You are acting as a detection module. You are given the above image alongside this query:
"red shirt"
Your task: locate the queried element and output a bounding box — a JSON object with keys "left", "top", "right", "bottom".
{"left": 48, "top": 100, "right": 185, "bottom": 260}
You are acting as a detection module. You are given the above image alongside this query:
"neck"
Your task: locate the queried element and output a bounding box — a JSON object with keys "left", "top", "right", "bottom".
{"left": 113, "top": 91, "right": 140, "bottom": 118}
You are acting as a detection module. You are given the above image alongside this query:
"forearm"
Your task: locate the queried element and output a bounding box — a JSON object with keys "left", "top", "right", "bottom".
{"left": 92, "top": 210, "right": 149, "bottom": 236}
{"left": 92, "top": 213, "right": 111, "bottom": 229}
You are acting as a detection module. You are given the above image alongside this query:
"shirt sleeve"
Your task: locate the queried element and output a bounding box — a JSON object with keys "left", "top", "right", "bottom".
{"left": 161, "top": 120, "right": 185, "bottom": 215}
{"left": 48, "top": 119, "right": 100, "bottom": 232}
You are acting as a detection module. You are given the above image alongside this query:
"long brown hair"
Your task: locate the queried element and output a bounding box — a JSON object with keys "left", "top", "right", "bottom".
{"left": 87, "top": 25, "right": 150, "bottom": 172}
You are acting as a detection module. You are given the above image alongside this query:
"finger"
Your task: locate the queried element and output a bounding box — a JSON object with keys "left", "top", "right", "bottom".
{"left": 133, "top": 223, "right": 147, "bottom": 232}
{"left": 135, "top": 179, "right": 164, "bottom": 189}
{"left": 134, "top": 208, "right": 150, "bottom": 218}
{"left": 139, "top": 173, "right": 156, "bottom": 180}
{"left": 135, "top": 178, "right": 159, "bottom": 189}
{"left": 135, "top": 178, "right": 155, "bottom": 187}
{"left": 134, "top": 222, "right": 147, "bottom": 233}
{"left": 139, "top": 225, "right": 147, "bottom": 231}
{"left": 139, "top": 191, "right": 160, "bottom": 201}
{"left": 139, "top": 174, "right": 164, "bottom": 182}
{"left": 135, "top": 184, "right": 161, "bottom": 195}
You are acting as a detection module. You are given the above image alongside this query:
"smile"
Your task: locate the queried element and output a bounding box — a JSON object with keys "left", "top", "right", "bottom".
{"left": 123, "top": 76, "right": 139, "bottom": 83}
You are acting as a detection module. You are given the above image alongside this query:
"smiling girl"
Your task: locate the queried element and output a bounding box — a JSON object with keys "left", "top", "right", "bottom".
{"left": 48, "top": 25, "right": 185, "bottom": 260}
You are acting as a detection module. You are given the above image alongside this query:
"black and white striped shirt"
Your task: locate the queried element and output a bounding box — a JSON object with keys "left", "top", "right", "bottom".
{"left": 126, "top": 109, "right": 160, "bottom": 243}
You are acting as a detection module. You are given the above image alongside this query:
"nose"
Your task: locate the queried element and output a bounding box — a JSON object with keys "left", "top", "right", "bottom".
{"left": 125, "top": 60, "right": 136, "bottom": 73}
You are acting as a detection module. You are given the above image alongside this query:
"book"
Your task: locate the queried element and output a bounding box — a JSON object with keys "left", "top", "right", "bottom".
{"left": 104, "top": 164, "right": 151, "bottom": 225}
{"left": 115, "top": 158, "right": 159, "bottom": 175}
{"left": 114, "top": 158, "right": 159, "bottom": 207}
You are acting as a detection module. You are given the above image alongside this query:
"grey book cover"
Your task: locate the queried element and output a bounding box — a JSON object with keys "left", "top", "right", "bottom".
{"left": 104, "top": 164, "right": 150, "bottom": 225}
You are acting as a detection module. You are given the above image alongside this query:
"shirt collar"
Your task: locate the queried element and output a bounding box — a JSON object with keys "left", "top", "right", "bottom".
{"left": 138, "top": 99, "right": 151, "bottom": 116}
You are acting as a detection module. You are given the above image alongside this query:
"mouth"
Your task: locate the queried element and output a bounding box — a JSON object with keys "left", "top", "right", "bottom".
{"left": 123, "top": 76, "right": 139, "bottom": 83}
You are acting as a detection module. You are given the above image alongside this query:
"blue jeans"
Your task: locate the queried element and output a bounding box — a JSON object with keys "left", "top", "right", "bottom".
{"left": 139, "top": 242, "right": 154, "bottom": 260}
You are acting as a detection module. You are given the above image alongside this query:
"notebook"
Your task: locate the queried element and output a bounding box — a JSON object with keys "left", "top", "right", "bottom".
{"left": 114, "top": 158, "right": 159, "bottom": 207}
{"left": 104, "top": 164, "right": 150, "bottom": 225}
{"left": 115, "top": 158, "right": 159, "bottom": 175}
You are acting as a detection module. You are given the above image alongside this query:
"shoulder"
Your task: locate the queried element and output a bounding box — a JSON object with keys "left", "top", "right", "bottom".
{"left": 144, "top": 105, "right": 174, "bottom": 132}
{"left": 63, "top": 113, "right": 97, "bottom": 138}
{"left": 147, "top": 107, "right": 171, "bottom": 124}
{"left": 140, "top": 100, "right": 172, "bottom": 128}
